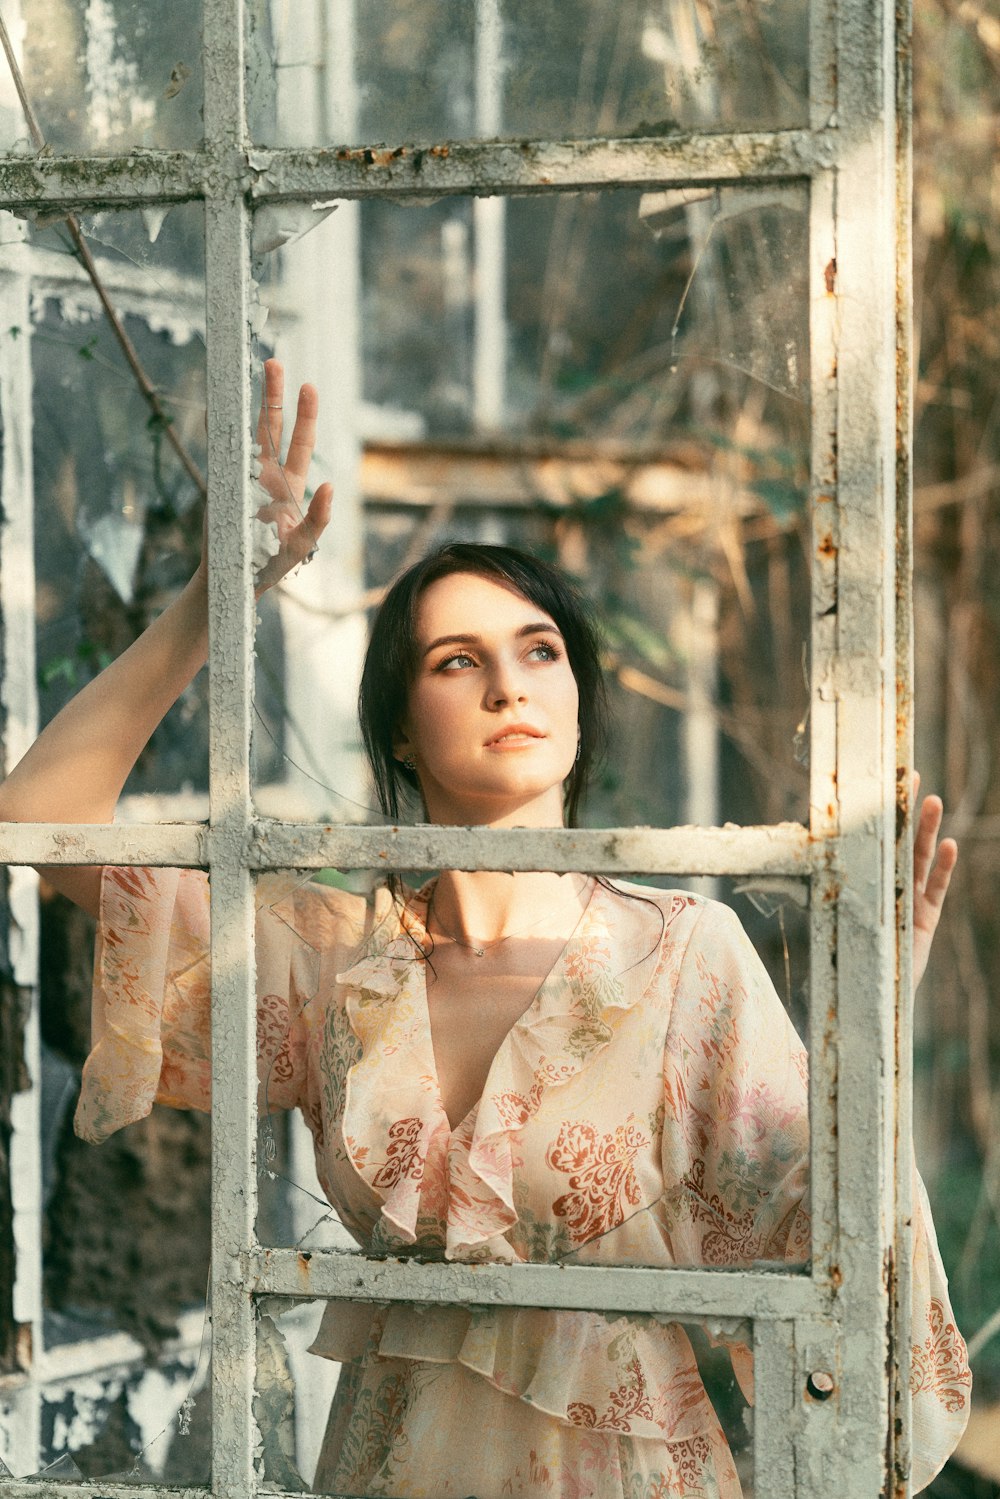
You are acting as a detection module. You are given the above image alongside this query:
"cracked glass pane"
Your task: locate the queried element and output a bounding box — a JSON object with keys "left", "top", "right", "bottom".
{"left": 0, "top": 867, "right": 212, "bottom": 1483}
{"left": 3, "top": 203, "right": 210, "bottom": 814}
{"left": 249, "top": 185, "right": 810, "bottom": 829}
{"left": 0, "top": 0, "right": 203, "bottom": 154}
{"left": 247, "top": 0, "right": 807, "bottom": 147}
{"left": 254, "top": 1296, "right": 754, "bottom": 1496}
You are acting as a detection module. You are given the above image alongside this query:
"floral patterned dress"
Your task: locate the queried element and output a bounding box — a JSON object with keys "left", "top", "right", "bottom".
{"left": 76, "top": 868, "right": 971, "bottom": 1498}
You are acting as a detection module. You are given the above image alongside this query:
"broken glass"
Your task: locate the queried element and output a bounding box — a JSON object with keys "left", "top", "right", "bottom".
{"left": 248, "top": 0, "right": 808, "bottom": 147}
{"left": 249, "top": 182, "right": 811, "bottom": 828}
{"left": 0, "top": 0, "right": 203, "bottom": 154}
{"left": 4, "top": 203, "right": 210, "bottom": 808}
{"left": 0, "top": 867, "right": 214, "bottom": 1483}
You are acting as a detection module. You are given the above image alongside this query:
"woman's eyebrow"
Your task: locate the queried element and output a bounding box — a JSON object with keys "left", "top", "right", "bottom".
{"left": 422, "top": 622, "right": 562, "bottom": 657}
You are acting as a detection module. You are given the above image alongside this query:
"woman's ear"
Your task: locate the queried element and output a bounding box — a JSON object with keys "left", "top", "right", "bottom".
{"left": 393, "top": 723, "right": 415, "bottom": 767}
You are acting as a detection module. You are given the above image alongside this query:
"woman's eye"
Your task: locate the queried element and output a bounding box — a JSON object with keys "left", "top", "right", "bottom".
{"left": 438, "top": 652, "right": 476, "bottom": 671}
{"left": 527, "top": 642, "right": 560, "bottom": 662}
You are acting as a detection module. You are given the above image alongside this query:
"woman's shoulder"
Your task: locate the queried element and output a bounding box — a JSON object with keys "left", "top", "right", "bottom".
{"left": 602, "top": 878, "right": 738, "bottom": 930}
{"left": 601, "top": 879, "right": 757, "bottom": 969}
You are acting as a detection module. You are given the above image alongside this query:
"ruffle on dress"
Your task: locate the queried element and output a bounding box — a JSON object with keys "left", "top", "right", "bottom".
{"left": 308, "top": 1300, "right": 723, "bottom": 1444}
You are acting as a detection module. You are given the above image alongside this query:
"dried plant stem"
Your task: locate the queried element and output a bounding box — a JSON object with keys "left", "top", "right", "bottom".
{"left": 0, "top": 11, "right": 207, "bottom": 498}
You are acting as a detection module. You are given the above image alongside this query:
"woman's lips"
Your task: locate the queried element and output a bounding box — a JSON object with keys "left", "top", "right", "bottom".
{"left": 485, "top": 724, "right": 545, "bottom": 749}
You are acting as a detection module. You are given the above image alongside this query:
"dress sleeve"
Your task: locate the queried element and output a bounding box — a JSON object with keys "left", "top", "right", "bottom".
{"left": 660, "top": 900, "right": 811, "bottom": 1273}
{"left": 660, "top": 901, "right": 971, "bottom": 1488}
{"left": 909, "top": 1168, "right": 972, "bottom": 1490}
{"left": 74, "top": 866, "right": 331, "bottom": 1144}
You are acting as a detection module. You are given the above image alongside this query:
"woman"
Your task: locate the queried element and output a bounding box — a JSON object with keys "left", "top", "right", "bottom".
{"left": 0, "top": 363, "right": 970, "bottom": 1496}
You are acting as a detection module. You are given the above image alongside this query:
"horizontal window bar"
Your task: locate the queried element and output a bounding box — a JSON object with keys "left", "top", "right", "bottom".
{"left": 0, "top": 822, "right": 206, "bottom": 866}
{"left": 248, "top": 1247, "right": 827, "bottom": 1321}
{"left": 0, "top": 129, "right": 835, "bottom": 213}
{"left": 246, "top": 129, "right": 834, "bottom": 201}
{"left": 0, "top": 819, "right": 816, "bottom": 874}
{"left": 249, "top": 820, "right": 816, "bottom": 876}
{"left": 0, "top": 1486, "right": 207, "bottom": 1499}
{"left": 0, "top": 150, "right": 204, "bottom": 210}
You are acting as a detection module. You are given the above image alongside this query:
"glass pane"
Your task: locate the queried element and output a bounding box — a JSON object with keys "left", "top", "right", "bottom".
{"left": 251, "top": 185, "right": 810, "bottom": 828}
{"left": 14, "top": 203, "right": 209, "bottom": 812}
{"left": 254, "top": 1297, "right": 753, "bottom": 1496}
{"left": 0, "top": 0, "right": 203, "bottom": 153}
{"left": 0, "top": 868, "right": 212, "bottom": 1483}
{"left": 248, "top": 0, "right": 808, "bottom": 146}
{"left": 254, "top": 867, "right": 811, "bottom": 1275}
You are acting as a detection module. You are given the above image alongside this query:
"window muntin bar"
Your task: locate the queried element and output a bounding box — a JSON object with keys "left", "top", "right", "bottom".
{"left": 247, "top": 822, "right": 817, "bottom": 875}
{"left": 0, "top": 131, "right": 834, "bottom": 214}
{"left": 249, "top": 1253, "right": 822, "bottom": 1321}
{"left": 202, "top": 3, "right": 256, "bottom": 1496}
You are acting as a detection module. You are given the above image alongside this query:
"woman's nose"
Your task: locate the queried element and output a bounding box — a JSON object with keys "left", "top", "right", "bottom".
{"left": 485, "top": 659, "right": 527, "bottom": 707}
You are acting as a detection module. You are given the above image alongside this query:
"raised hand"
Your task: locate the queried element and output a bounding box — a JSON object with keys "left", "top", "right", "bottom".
{"left": 251, "top": 358, "right": 333, "bottom": 595}
{"left": 912, "top": 774, "right": 958, "bottom": 992}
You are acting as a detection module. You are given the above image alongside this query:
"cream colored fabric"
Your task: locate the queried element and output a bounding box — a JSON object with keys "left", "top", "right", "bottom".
{"left": 77, "top": 868, "right": 971, "bottom": 1496}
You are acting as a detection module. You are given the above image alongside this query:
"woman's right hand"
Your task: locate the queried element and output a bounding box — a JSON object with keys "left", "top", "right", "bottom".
{"left": 198, "top": 358, "right": 334, "bottom": 596}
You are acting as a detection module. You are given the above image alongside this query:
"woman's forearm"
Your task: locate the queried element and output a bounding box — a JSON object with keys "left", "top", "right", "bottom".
{"left": 0, "top": 570, "right": 209, "bottom": 914}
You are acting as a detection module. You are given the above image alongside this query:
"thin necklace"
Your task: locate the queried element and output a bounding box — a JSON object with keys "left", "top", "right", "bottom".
{"left": 425, "top": 877, "right": 591, "bottom": 958}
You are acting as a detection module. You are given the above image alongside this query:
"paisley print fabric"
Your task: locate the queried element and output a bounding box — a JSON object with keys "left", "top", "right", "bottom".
{"left": 76, "top": 868, "right": 971, "bottom": 1496}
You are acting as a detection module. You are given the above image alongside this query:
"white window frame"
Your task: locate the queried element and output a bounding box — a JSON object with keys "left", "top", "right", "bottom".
{"left": 0, "top": 0, "right": 918, "bottom": 1491}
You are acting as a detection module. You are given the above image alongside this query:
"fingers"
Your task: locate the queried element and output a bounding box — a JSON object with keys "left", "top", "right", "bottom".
{"left": 922, "top": 836, "right": 957, "bottom": 918}
{"left": 913, "top": 793, "right": 942, "bottom": 884}
{"left": 912, "top": 788, "right": 958, "bottom": 920}
{"left": 913, "top": 793, "right": 945, "bottom": 888}
{"left": 283, "top": 382, "right": 320, "bottom": 482}
{"left": 257, "top": 358, "right": 284, "bottom": 457}
{"left": 305, "top": 481, "right": 333, "bottom": 541}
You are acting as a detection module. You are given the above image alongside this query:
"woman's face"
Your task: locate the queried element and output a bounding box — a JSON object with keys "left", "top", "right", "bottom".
{"left": 395, "top": 571, "right": 580, "bottom": 827}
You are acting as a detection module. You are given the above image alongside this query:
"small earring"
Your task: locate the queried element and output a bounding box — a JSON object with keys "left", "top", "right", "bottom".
{"left": 401, "top": 754, "right": 417, "bottom": 772}
{"left": 574, "top": 736, "right": 581, "bottom": 764}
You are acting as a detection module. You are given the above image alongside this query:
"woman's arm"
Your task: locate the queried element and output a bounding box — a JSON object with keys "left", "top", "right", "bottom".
{"left": 0, "top": 360, "right": 331, "bottom": 917}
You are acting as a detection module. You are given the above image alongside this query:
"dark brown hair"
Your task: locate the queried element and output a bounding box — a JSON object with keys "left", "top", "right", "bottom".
{"left": 358, "top": 543, "right": 608, "bottom": 825}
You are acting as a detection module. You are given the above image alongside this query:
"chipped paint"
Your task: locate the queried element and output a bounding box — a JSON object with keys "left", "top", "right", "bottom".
{"left": 249, "top": 1246, "right": 827, "bottom": 1321}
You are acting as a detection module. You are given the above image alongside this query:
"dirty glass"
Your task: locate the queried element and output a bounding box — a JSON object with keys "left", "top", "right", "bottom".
{"left": 253, "top": 1296, "right": 754, "bottom": 1495}
{"left": 5, "top": 203, "right": 210, "bottom": 811}
{"left": 247, "top": 0, "right": 808, "bottom": 147}
{"left": 0, "top": 866, "right": 212, "bottom": 1484}
{"left": 250, "top": 185, "right": 811, "bottom": 828}
{"left": 253, "top": 866, "right": 812, "bottom": 1267}
{"left": 0, "top": 0, "right": 203, "bottom": 154}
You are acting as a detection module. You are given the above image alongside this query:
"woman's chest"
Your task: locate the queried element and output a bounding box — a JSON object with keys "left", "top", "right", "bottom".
{"left": 312, "top": 990, "right": 670, "bottom": 1256}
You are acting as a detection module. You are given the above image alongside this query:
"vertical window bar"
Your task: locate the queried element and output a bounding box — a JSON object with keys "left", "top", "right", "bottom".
{"left": 752, "top": 1320, "right": 797, "bottom": 1499}
{"left": 826, "top": 0, "right": 906, "bottom": 1488}
{"left": 473, "top": 0, "right": 506, "bottom": 429}
{"left": 202, "top": 0, "right": 258, "bottom": 1493}
{"left": 892, "top": 0, "right": 917, "bottom": 1482}
{"left": 806, "top": 142, "right": 840, "bottom": 1288}
{"left": 0, "top": 214, "right": 41, "bottom": 1476}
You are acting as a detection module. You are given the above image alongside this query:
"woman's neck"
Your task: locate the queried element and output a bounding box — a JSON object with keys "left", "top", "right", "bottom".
{"left": 428, "top": 868, "right": 590, "bottom": 951}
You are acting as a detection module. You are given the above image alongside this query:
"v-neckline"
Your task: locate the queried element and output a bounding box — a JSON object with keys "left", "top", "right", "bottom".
{"left": 413, "top": 876, "right": 599, "bottom": 1136}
